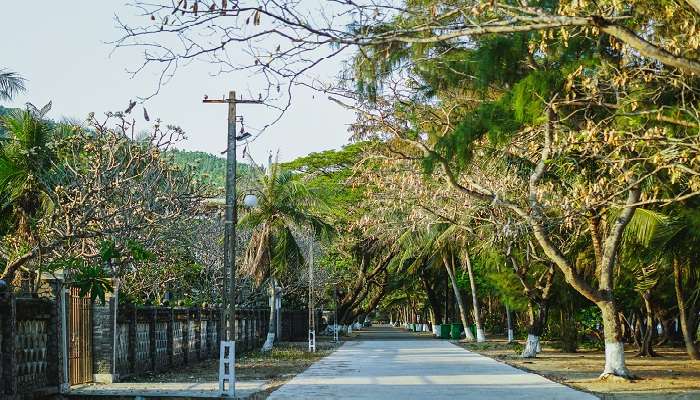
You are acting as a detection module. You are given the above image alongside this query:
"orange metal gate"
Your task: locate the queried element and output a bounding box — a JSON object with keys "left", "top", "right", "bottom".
{"left": 69, "top": 288, "right": 93, "bottom": 385}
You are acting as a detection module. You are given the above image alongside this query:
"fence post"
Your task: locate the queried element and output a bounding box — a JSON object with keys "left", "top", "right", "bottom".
{"left": 0, "top": 293, "right": 17, "bottom": 397}
{"left": 195, "top": 309, "right": 200, "bottom": 360}
{"left": 167, "top": 307, "right": 174, "bottom": 367}
{"left": 149, "top": 308, "right": 157, "bottom": 372}
{"left": 245, "top": 311, "right": 251, "bottom": 351}
{"left": 46, "top": 282, "right": 62, "bottom": 389}
{"left": 183, "top": 309, "right": 190, "bottom": 365}
{"left": 127, "top": 306, "right": 136, "bottom": 375}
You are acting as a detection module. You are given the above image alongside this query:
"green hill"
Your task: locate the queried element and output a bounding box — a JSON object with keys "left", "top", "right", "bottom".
{"left": 170, "top": 149, "right": 251, "bottom": 192}
{"left": 0, "top": 108, "right": 243, "bottom": 192}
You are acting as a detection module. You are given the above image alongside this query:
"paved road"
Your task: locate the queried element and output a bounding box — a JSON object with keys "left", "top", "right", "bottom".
{"left": 268, "top": 327, "right": 597, "bottom": 400}
{"left": 347, "top": 325, "right": 435, "bottom": 340}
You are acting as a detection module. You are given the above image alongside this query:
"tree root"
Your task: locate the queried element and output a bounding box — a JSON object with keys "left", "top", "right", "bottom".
{"left": 598, "top": 372, "right": 638, "bottom": 382}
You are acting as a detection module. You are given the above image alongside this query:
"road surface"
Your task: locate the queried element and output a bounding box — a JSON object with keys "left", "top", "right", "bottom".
{"left": 268, "top": 326, "right": 597, "bottom": 400}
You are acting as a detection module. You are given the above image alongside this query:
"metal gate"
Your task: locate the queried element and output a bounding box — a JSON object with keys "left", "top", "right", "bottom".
{"left": 69, "top": 287, "right": 93, "bottom": 385}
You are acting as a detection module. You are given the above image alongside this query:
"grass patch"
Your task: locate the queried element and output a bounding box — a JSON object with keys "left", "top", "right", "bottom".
{"left": 460, "top": 340, "right": 523, "bottom": 355}
{"left": 237, "top": 342, "right": 336, "bottom": 380}
{"left": 122, "top": 341, "right": 338, "bottom": 384}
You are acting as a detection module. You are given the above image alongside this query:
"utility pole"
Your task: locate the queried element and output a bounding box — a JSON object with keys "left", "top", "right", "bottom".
{"left": 308, "top": 236, "right": 316, "bottom": 352}
{"left": 204, "top": 91, "right": 261, "bottom": 397}
{"left": 203, "top": 91, "right": 261, "bottom": 341}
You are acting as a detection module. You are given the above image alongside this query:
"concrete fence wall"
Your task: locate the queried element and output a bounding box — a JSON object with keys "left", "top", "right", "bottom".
{"left": 0, "top": 287, "right": 63, "bottom": 400}
{"left": 1, "top": 284, "right": 315, "bottom": 398}
{"left": 107, "top": 305, "right": 271, "bottom": 380}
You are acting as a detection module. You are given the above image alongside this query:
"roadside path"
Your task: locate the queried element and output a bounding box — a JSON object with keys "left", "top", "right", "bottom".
{"left": 268, "top": 327, "right": 597, "bottom": 400}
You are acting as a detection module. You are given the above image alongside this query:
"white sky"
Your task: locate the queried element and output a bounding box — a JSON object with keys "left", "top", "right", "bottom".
{"left": 1, "top": 1, "right": 355, "bottom": 164}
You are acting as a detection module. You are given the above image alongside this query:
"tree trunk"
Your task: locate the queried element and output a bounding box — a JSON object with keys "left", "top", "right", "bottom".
{"left": 464, "top": 249, "right": 485, "bottom": 342}
{"left": 443, "top": 253, "right": 475, "bottom": 341}
{"left": 599, "top": 300, "right": 634, "bottom": 379}
{"left": 419, "top": 268, "right": 443, "bottom": 326}
{"left": 521, "top": 301, "right": 548, "bottom": 358}
{"left": 635, "top": 291, "right": 658, "bottom": 357}
{"left": 673, "top": 258, "right": 700, "bottom": 360}
{"left": 506, "top": 304, "right": 514, "bottom": 343}
{"left": 522, "top": 303, "right": 539, "bottom": 358}
{"left": 261, "top": 280, "right": 276, "bottom": 352}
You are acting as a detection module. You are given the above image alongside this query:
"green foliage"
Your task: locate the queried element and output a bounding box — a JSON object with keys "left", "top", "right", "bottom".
{"left": 239, "top": 162, "right": 333, "bottom": 285}
{"left": 169, "top": 148, "right": 251, "bottom": 192}
{"left": 462, "top": 34, "right": 531, "bottom": 91}
{"left": 511, "top": 69, "right": 563, "bottom": 124}
{"left": 59, "top": 258, "right": 113, "bottom": 304}
{"left": 478, "top": 249, "right": 529, "bottom": 312}
{"left": 575, "top": 306, "right": 604, "bottom": 349}
{"left": 99, "top": 240, "right": 120, "bottom": 261}
{"left": 281, "top": 142, "right": 367, "bottom": 223}
{"left": 126, "top": 239, "right": 155, "bottom": 262}
{"left": 0, "top": 109, "right": 65, "bottom": 239}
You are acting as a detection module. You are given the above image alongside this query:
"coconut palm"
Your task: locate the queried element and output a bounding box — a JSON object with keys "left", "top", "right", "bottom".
{"left": 0, "top": 69, "right": 26, "bottom": 101}
{"left": 239, "top": 161, "right": 332, "bottom": 350}
{"left": 0, "top": 108, "right": 65, "bottom": 287}
{"left": 0, "top": 110, "right": 58, "bottom": 236}
{"left": 395, "top": 223, "right": 479, "bottom": 341}
{"left": 622, "top": 206, "right": 700, "bottom": 359}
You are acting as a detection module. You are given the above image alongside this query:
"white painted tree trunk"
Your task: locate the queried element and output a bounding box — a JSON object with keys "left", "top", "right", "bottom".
{"left": 601, "top": 342, "right": 632, "bottom": 379}
{"left": 465, "top": 248, "right": 486, "bottom": 342}
{"left": 521, "top": 334, "right": 540, "bottom": 358}
{"left": 444, "top": 254, "right": 475, "bottom": 341}
{"left": 261, "top": 333, "right": 275, "bottom": 352}
{"left": 506, "top": 305, "right": 514, "bottom": 343}
{"left": 599, "top": 302, "right": 634, "bottom": 378}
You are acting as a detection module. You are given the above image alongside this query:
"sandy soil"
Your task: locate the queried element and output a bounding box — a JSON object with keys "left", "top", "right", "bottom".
{"left": 459, "top": 339, "right": 700, "bottom": 399}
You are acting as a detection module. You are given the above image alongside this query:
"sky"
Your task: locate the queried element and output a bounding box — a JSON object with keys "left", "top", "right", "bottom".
{"left": 1, "top": 1, "right": 355, "bottom": 164}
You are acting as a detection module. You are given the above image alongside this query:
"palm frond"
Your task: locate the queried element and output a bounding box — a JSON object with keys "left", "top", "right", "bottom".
{"left": 0, "top": 69, "right": 26, "bottom": 101}
{"left": 623, "top": 208, "right": 682, "bottom": 248}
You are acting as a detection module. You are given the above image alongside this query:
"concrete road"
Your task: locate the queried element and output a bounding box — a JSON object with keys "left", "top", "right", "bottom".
{"left": 268, "top": 332, "right": 597, "bottom": 399}
{"left": 347, "top": 325, "right": 435, "bottom": 340}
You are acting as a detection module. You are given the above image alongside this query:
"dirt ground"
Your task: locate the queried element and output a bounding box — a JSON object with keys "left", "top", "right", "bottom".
{"left": 459, "top": 339, "right": 700, "bottom": 399}
{"left": 123, "top": 340, "right": 339, "bottom": 398}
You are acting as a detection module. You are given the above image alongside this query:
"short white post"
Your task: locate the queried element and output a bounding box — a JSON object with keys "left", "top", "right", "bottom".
{"left": 308, "top": 330, "right": 316, "bottom": 352}
{"left": 218, "top": 341, "right": 235, "bottom": 397}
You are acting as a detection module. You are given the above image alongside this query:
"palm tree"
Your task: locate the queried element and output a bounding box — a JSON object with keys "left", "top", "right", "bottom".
{"left": 0, "top": 69, "right": 26, "bottom": 101}
{"left": 0, "top": 109, "right": 62, "bottom": 286}
{"left": 396, "top": 224, "right": 478, "bottom": 341}
{"left": 239, "top": 162, "right": 331, "bottom": 351}
{"left": 622, "top": 206, "right": 700, "bottom": 359}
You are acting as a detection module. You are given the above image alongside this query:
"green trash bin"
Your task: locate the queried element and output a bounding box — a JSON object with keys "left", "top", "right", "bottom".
{"left": 450, "top": 323, "right": 463, "bottom": 339}
{"left": 409, "top": 323, "right": 415, "bottom": 331}
{"left": 438, "top": 324, "right": 450, "bottom": 339}
{"left": 469, "top": 324, "right": 477, "bottom": 338}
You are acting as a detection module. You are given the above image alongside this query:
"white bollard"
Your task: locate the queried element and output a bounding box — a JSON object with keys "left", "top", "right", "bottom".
{"left": 218, "top": 341, "right": 235, "bottom": 397}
